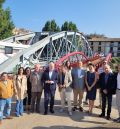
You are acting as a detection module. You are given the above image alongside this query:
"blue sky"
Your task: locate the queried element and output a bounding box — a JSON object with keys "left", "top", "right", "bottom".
{"left": 4, "top": 0, "right": 120, "bottom": 37}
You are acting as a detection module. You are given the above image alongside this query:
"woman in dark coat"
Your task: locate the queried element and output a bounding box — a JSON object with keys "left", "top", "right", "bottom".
{"left": 23, "top": 67, "right": 32, "bottom": 111}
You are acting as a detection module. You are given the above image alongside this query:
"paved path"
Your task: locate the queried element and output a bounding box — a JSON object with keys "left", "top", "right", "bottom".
{"left": 1, "top": 90, "right": 120, "bottom": 129}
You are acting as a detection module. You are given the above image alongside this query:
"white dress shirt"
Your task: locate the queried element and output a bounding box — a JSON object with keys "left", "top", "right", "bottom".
{"left": 78, "top": 68, "right": 82, "bottom": 78}
{"left": 98, "top": 67, "right": 104, "bottom": 74}
{"left": 49, "top": 71, "right": 53, "bottom": 79}
{"left": 117, "top": 73, "right": 120, "bottom": 89}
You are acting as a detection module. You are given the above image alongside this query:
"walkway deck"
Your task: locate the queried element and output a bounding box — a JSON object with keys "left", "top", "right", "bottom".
{"left": 1, "top": 90, "right": 120, "bottom": 129}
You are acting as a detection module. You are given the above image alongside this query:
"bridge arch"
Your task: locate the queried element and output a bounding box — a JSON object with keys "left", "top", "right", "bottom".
{"left": 0, "top": 31, "right": 92, "bottom": 73}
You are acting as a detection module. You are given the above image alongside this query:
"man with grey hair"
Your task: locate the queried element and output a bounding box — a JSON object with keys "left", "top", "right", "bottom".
{"left": 30, "top": 64, "right": 43, "bottom": 113}
{"left": 42, "top": 61, "right": 58, "bottom": 115}
{"left": 71, "top": 61, "right": 86, "bottom": 112}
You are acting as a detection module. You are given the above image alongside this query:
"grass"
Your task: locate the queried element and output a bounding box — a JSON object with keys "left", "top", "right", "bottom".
{"left": 110, "top": 57, "right": 120, "bottom": 71}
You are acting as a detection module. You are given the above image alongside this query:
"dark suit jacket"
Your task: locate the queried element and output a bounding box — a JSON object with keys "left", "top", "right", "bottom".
{"left": 42, "top": 69, "right": 58, "bottom": 91}
{"left": 99, "top": 72, "right": 116, "bottom": 95}
{"left": 114, "top": 72, "right": 118, "bottom": 91}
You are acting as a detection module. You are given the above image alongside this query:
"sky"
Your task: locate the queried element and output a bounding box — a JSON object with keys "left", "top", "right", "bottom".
{"left": 3, "top": 0, "right": 120, "bottom": 38}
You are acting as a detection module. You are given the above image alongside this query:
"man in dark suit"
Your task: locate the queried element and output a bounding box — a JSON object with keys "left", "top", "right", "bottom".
{"left": 99, "top": 65, "right": 116, "bottom": 120}
{"left": 42, "top": 62, "right": 58, "bottom": 115}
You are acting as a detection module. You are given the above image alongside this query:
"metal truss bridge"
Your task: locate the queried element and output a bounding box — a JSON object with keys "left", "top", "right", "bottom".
{"left": 0, "top": 31, "right": 111, "bottom": 73}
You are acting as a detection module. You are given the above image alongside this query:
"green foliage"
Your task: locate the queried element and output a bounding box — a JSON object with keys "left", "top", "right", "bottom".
{"left": 51, "top": 20, "right": 57, "bottom": 31}
{"left": 61, "top": 21, "right": 69, "bottom": 31}
{"left": 0, "top": 0, "right": 5, "bottom": 8}
{"left": 56, "top": 26, "right": 60, "bottom": 32}
{"left": 42, "top": 21, "right": 51, "bottom": 31}
{"left": 42, "top": 20, "right": 78, "bottom": 32}
{"left": 111, "top": 57, "right": 120, "bottom": 64}
{"left": 0, "top": 1, "right": 14, "bottom": 40}
{"left": 61, "top": 21, "right": 78, "bottom": 31}
{"left": 42, "top": 20, "right": 60, "bottom": 32}
{"left": 110, "top": 57, "right": 120, "bottom": 70}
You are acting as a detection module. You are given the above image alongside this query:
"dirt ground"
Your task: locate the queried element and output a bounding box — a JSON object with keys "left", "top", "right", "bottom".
{"left": 0, "top": 90, "right": 120, "bottom": 129}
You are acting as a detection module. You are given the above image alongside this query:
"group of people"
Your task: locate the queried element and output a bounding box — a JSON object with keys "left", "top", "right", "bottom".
{"left": 0, "top": 60, "right": 120, "bottom": 125}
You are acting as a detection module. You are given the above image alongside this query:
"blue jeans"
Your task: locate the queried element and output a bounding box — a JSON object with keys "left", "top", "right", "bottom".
{"left": 0, "top": 98, "right": 12, "bottom": 120}
{"left": 15, "top": 100, "right": 23, "bottom": 116}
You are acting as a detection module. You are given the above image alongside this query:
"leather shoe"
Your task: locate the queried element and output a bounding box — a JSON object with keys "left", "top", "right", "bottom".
{"left": 5, "top": 116, "right": 13, "bottom": 119}
{"left": 50, "top": 109, "right": 54, "bottom": 113}
{"left": 44, "top": 111, "right": 48, "bottom": 115}
{"left": 114, "top": 117, "right": 120, "bottom": 123}
{"left": 72, "top": 107, "right": 77, "bottom": 111}
{"left": 106, "top": 116, "right": 111, "bottom": 120}
{"left": 99, "top": 113, "right": 105, "bottom": 118}
{"left": 79, "top": 107, "right": 83, "bottom": 112}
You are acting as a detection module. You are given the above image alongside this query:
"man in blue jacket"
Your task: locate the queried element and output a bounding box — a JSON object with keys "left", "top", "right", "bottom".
{"left": 71, "top": 61, "right": 86, "bottom": 112}
{"left": 42, "top": 62, "right": 58, "bottom": 115}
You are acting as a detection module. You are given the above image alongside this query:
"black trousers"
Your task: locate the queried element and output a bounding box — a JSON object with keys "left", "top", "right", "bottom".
{"left": 44, "top": 89, "right": 55, "bottom": 112}
{"left": 23, "top": 93, "right": 31, "bottom": 106}
{"left": 101, "top": 93, "right": 112, "bottom": 116}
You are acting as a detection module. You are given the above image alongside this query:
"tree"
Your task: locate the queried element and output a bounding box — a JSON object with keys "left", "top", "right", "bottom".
{"left": 0, "top": 0, "right": 5, "bottom": 8}
{"left": 0, "top": 0, "right": 14, "bottom": 40}
{"left": 56, "top": 26, "right": 60, "bottom": 32}
{"left": 68, "top": 21, "right": 78, "bottom": 31}
{"left": 42, "top": 21, "right": 51, "bottom": 31}
{"left": 61, "top": 21, "right": 78, "bottom": 31}
{"left": 42, "top": 20, "right": 78, "bottom": 32}
{"left": 42, "top": 20, "right": 60, "bottom": 32}
{"left": 61, "top": 21, "right": 69, "bottom": 31}
{"left": 51, "top": 20, "right": 57, "bottom": 31}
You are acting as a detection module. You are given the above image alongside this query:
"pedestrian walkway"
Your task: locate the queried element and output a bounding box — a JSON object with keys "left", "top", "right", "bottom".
{"left": 0, "top": 90, "right": 120, "bottom": 129}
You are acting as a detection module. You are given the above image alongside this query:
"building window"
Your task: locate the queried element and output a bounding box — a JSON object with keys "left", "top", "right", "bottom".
{"left": 105, "top": 46, "right": 110, "bottom": 56}
{"left": 118, "top": 53, "right": 120, "bottom": 57}
{"left": 99, "top": 42, "right": 101, "bottom": 45}
{"left": 98, "top": 47, "right": 101, "bottom": 52}
{"left": 20, "top": 55, "right": 23, "bottom": 62}
{"left": 110, "top": 42, "right": 114, "bottom": 47}
{"left": 91, "top": 42, "right": 93, "bottom": 45}
{"left": 113, "top": 47, "right": 118, "bottom": 52}
{"left": 114, "top": 53, "right": 117, "bottom": 57}
{"left": 5, "top": 46, "right": 13, "bottom": 54}
{"left": 113, "top": 42, "right": 118, "bottom": 47}
{"left": 91, "top": 46, "right": 93, "bottom": 50}
{"left": 110, "top": 47, "right": 113, "bottom": 51}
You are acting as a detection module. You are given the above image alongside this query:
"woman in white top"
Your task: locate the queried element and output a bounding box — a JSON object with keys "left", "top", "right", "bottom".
{"left": 65, "top": 60, "right": 72, "bottom": 73}
{"left": 58, "top": 65, "right": 73, "bottom": 116}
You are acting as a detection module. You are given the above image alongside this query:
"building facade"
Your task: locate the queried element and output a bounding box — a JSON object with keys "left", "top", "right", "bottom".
{"left": 88, "top": 38, "right": 120, "bottom": 57}
{"left": 12, "top": 28, "right": 31, "bottom": 35}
